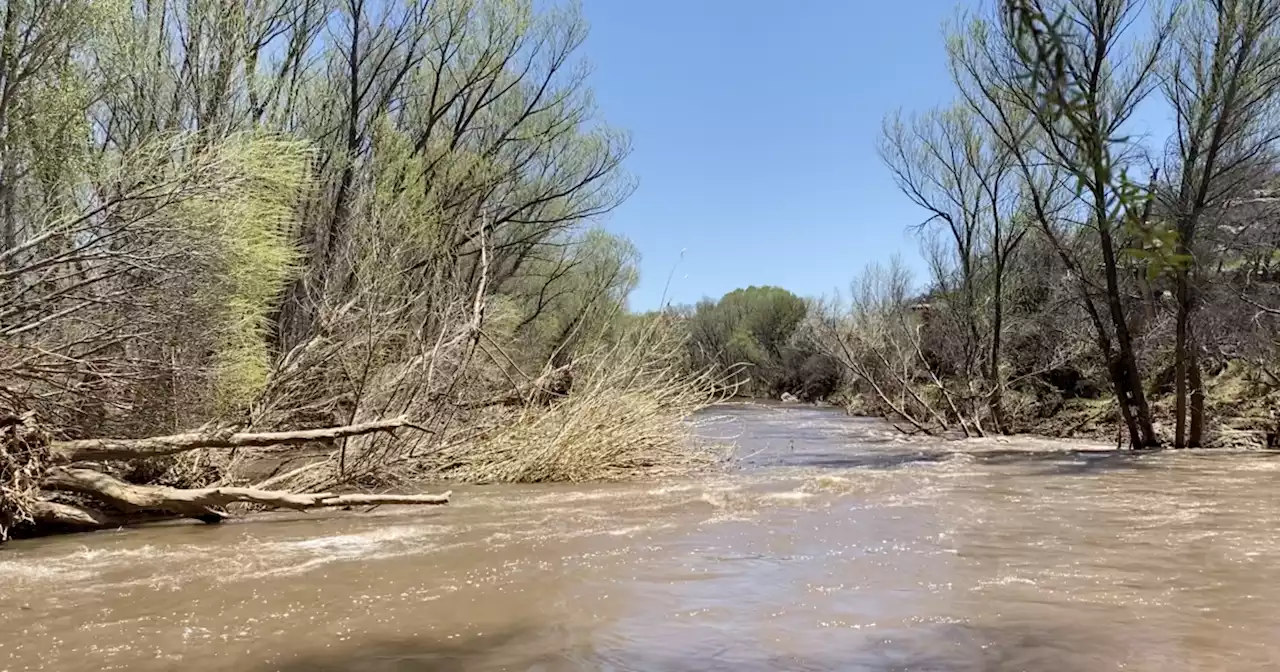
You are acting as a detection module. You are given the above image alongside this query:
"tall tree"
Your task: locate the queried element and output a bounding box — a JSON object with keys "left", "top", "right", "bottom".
{"left": 1162, "top": 0, "right": 1280, "bottom": 447}
{"left": 948, "top": 0, "right": 1173, "bottom": 448}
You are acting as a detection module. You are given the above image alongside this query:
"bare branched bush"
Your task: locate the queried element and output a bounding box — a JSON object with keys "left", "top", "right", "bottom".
{"left": 407, "top": 316, "right": 729, "bottom": 483}
{"left": 816, "top": 258, "right": 949, "bottom": 434}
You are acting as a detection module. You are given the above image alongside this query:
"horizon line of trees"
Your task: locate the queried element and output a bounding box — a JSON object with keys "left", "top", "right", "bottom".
{"left": 9, "top": 0, "right": 1280, "bottom": 455}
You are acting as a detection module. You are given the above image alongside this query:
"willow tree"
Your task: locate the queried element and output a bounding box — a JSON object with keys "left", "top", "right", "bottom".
{"left": 1, "top": 132, "right": 313, "bottom": 432}
{"left": 86, "top": 0, "right": 328, "bottom": 151}
{"left": 940, "top": 0, "right": 1175, "bottom": 448}
{"left": 496, "top": 227, "right": 639, "bottom": 368}
{"left": 0, "top": 0, "right": 100, "bottom": 269}
{"left": 1162, "top": 0, "right": 1280, "bottom": 447}
{"left": 0, "top": 0, "right": 634, "bottom": 434}
{"left": 272, "top": 0, "right": 633, "bottom": 354}
{"left": 187, "top": 137, "right": 313, "bottom": 413}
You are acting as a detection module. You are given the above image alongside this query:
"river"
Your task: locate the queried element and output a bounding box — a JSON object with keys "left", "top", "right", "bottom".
{"left": 3, "top": 403, "right": 1280, "bottom": 671}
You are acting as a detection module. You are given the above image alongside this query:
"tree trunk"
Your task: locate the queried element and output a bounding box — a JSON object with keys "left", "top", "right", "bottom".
{"left": 1037, "top": 220, "right": 1143, "bottom": 446}
{"left": 1189, "top": 325, "right": 1205, "bottom": 448}
{"left": 964, "top": 267, "right": 982, "bottom": 421}
{"left": 1098, "top": 223, "right": 1159, "bottom": 448}
{"left": 1175, "top": 271, "right": 1190, "bottom": 448}
{"left": 1174, "top": 257, "right": 1207, "bottom": 448}
{"left": 1109, "top": 357, "right": 1142, "bottom": 449}
{"left": 30, "top": 501, "right": 123, "bottom": 528}
{"left": 988, "top": 257, "right": 1007, "bottom": 434}
{"left": 42, "top": 467, "right": 450, "bottom": 522}
{"left": 47, "top": 417, "right": 415, "bottom": 463}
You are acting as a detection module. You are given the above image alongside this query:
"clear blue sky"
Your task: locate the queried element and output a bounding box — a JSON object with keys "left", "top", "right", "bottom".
{"left": 580, "top": 0, "right": 966, "bottom": 310}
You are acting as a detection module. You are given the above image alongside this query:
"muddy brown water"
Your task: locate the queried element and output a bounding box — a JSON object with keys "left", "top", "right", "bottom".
{"left": 5, "top": 403, "right": 1280, "bottom": 671}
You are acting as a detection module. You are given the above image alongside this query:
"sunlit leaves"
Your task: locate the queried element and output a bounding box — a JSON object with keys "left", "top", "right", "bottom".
{"left": 173, "top": 135, "right": 312, "bottom": 411}
{"left": 684, "top": 287, "right": 809, "bottom": 396}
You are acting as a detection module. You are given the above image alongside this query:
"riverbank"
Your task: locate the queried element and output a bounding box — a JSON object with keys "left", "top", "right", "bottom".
{"left": 1, "top": 326, "right": 727, "bottom": 542}
{"left": 1021, "top": 361, "right": 1280, "bottom": 449}
{"left": 829, "top": 359, "right": 1280, "bottom": 451}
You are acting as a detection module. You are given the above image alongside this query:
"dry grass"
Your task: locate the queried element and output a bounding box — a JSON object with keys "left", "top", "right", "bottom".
{"left": 412, "top": 318, "right": 731, "bottom": 483}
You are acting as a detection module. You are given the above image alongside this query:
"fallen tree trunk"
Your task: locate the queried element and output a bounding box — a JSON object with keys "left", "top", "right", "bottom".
{"left": 3, "top": 414, "right": 453, "bottom": 541}
{"left": 314, "top": 493, "right": 454, "bottom": 506}
{"left": 47, "top": 417, "right": 415, "bottom": 463}
{"left": 30, "top": 500, "right": 121, "bottom": 528}
{"left": 42, "top": 467, "right": 450, "bottom": 522}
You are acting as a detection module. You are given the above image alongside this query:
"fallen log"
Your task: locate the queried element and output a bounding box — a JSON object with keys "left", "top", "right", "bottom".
{"left": 20, "top": 502, "right": 198, "bottom": 537}
{"left": 30, "top": 500, "right": 120, "bottom": 528}
{"left": 42, "top": 467, "right": 451, "bottom": 522}
{"left": 47, "top": 417, "right": 415, "bottom": 463}
{"left": 2, "top": 414, "right": 452, "bottom": 542}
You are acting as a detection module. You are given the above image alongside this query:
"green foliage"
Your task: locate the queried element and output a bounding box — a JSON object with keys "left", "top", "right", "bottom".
{"left": 181, "top": 134, "right": 312, "bottom": 412}
{"left": 1124, "top": 224, "right": 1195, "bottom": 281}
{"left": 684, "top": 286, "right": 834, "bottom": 398}
{"left": 0, "top": 0, "right": 643, "bottom": 444}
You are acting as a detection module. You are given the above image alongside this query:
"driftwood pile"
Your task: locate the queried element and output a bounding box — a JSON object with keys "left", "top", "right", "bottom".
{"left": 0, "top": 412, "right": 450, "bottom": 541}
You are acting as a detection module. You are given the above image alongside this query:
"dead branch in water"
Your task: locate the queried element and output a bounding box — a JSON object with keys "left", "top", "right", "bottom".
{"left": 42, "top": 467, "right": 450, "bottom": 522}
{"left": 47, "top": 417, "right": 419, "bottom": 463}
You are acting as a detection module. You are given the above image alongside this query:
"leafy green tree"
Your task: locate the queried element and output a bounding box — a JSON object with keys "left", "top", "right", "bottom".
{"left": 685, "top": 286, "right": 828, "bottom": 398}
